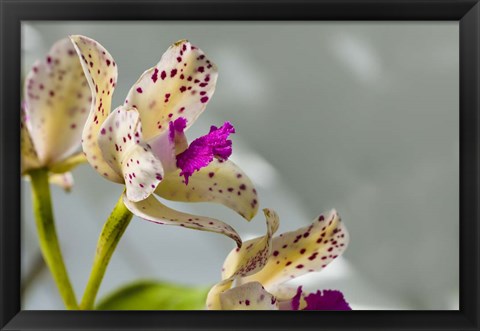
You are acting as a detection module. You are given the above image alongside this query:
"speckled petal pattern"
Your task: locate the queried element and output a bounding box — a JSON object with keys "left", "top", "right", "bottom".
{"left": 206, "top": 209, "right": 279, "bottom": 310}
{"left": 122, "top": 193, "right": 242, "bottom": 246}
{"left": 155, "top": 159, "right": 259, "bottom": 221}
{"left": 221, "top": 209, "right": 279, "bottom": 279}
{"left": 240, "top": 210, "right": 349, "bottom": 292}
{"left": 70, "top": 35, "right": 122, "bottom": 182}
{"left": 124, "top": 40, "right": 218, "bottom": 141}
{"left": 98, "top": 106, "right": 164, "bottom": 202}
{"left": 220, "top": 282, "right": 279, "bottom": 310}
{"left": 24, "top": 37, "right": 91, "bottom": 165}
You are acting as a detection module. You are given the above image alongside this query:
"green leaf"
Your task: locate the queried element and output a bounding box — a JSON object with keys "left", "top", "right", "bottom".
{"left": 95, "top": 280, "right": 210, "bottom": 310}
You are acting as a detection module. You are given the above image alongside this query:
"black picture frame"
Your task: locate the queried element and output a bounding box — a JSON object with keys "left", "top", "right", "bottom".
{"left": 1, "top": 0, "right": 479, "bottom": 330}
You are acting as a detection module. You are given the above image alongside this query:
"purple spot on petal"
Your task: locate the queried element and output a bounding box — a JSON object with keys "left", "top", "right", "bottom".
{"left": 151, "top": 68, "right": 159, "bottom": 82}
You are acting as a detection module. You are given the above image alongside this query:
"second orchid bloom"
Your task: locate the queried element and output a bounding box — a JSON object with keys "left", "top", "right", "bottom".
{"left": 70, "top": 36, "right": 259, "bottom": 245}
{"left": 207, "top": 209, "right": 351, "bottom": 310}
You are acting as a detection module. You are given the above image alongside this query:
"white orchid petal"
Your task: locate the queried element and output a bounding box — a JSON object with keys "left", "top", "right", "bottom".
{"left": 70, "top": 35, "right": 122, "bottom": 182}
{"left": 122, "top": 193, "right": 242, "bottom": 246}
{"left": 21, "top": 106, "right": 41, "bottom": 173}
{"left": 24, "top": 38, "right": 91, "bottom": 165}
{"left": 98, "top": 106, "right": 164, "bottom": 202}
{"left": 241, "top": 210, "right": 349, "bottom": 292}
{"left": 155, "top": 159, "right": 259, "bottom": 220}
{"left": 219, "top": 282, "right": 279, "bottom": 310}
{"left": 124, "top": 40, "right": 218, "bottom": 140}
{"left": 122, "top": 144, "right": 164, "bottom": 202}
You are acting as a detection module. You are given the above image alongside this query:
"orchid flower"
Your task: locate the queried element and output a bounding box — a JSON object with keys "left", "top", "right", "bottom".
{"left": 22, "top": 37, "right": 91, "bottom": 190}
{"left": 21, "top": 37, "right": 93, "bottom": 309}
{"left": 206, "top": 209, "right": 351, "bottom": 310}
{"left": 69, "top": 35, "right": 259, "bottom": 245}
{"left": 70, "top": 36, "right": 260, "bottom": 309}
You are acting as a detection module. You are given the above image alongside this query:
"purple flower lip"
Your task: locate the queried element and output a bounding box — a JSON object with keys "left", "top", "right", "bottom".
{"left": 176, "top": 121, "right": 235, "bottom": 184}
{"left": 290, "top": 286, "right": 351, "bottom": 310}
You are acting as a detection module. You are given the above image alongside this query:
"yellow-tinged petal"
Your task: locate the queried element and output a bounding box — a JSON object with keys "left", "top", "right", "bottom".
{"left": 206, "top": 279, "right": 233, "bottom": 310}
{"left": 21, "top": 107, "right": 41, "bottom": 174}
{"left": 49, "top": 172, "right": 74, "bottom": 192}
{"left": 155, "top": 159, "right": 259, "bottom": 220}
{"left": 24, "top": 38, "right": 91, "bottom": 165}
{"left": 124, "top": 40, "right": 218, "bottom": 141}
{"left": 219, "top": 282, "right": 278, "bottom": 310}
{"left": 98, "top": 106, "right": 164, "bottom": 202}
{"left": 49, "top": 152, "right": 87, "bottom": 174}
{"left": 122, "top": 193, "right": 242, "bottom": 246}
{"left": 70, "top": 35, "right": 122, "bottom": 183}
{"left": 240, "top": 210, "right": 349, "bottom": 292}
{"left": 206, "top": 209, "right": 278, "bottom": 310}
{"left": 222, "top": 209, "right": 279, "bottom": 279}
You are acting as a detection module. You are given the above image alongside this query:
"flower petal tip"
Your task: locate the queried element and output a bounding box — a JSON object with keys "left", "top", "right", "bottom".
{"left": 173, "top": 39, "right": 189, "bottom": 47}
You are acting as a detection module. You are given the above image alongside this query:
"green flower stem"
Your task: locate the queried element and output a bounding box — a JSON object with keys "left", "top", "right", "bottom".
{"left": 29, "top": 167, "right": 78, "bottom": 309}
{"left": 80, "top": 193, "right": 133, "bottom": 310}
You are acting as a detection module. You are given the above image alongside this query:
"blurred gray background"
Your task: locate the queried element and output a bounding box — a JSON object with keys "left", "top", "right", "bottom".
{"left": 21, "top": 22, "right": 459, "bottom": 310}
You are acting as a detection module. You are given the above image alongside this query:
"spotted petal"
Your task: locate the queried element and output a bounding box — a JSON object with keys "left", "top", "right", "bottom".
{"left": 24, "top": 38, "right": 91, "bottom": 165}
{"left": 222, "top": 209, "right": 279, "bottom": 279}
{"left": 155, "top": 159, "right": 259, "bottom": 220}
{"left": 70, "top": 35, "right": 122, "bottom": 182}
{"left": 219, "top": 282, "right": 278, "bottom": 310}
{"left": 206, "top": 209, "right": 278, "bottom": 310}
{"left": 124, "top": 40, "right": 218, "bottom": 141}
{"left": 240, "top": 210, "right": 349, "bottom": 292}
{"left": 122, "top": 193, "right": 242, "bottom": 246}
{"left": 98, "top": 106, "right": 164, "bottom": 202}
